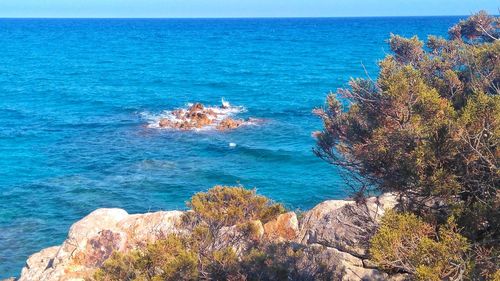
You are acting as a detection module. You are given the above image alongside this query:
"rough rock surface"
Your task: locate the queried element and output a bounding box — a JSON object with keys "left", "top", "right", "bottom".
{"left": 298, "top": 193, "right": 398, "bottom": 258}
{"left": 157, "top": 102, "right": 248, "bottom": 131}
{"left": 18, "top": 209, "right": 184, "bottom": 281}
{"left": 216, "top": 118, "right": 244, "bottom": 130}
{"left": 263, "top": 212, "right": 299, "bottom": 241}
{"left": 16, "top": 193, "right": 403, "bottom": 281}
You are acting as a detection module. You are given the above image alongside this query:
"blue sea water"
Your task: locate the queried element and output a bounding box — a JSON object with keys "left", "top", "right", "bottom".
{"left": 0, "top": 16, "right": 463, "bottom": 277}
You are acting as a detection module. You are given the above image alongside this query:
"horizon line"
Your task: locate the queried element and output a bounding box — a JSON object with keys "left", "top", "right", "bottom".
{"left": 0, "top": 14, "right": 477, "bottom": 20}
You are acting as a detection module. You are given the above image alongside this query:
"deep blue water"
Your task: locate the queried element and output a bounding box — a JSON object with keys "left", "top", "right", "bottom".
{"left": 0, "top": 17, "right": 462, "bottom": 277}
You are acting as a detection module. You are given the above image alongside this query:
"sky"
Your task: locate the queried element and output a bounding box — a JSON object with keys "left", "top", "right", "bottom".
{"left": 0, "top": 0, "right": 498, "bottom": 18}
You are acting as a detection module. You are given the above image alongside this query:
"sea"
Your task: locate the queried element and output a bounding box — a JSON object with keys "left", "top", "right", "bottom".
{"left": 0, "top": 16, "right": 463, "bottom": 277}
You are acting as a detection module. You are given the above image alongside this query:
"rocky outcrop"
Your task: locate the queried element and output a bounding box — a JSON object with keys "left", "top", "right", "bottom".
{"left": 157, "top": 102, "right": 249, "bottom": 131}
{"left": 18, "top": 209, "right": 184, "bottom": 281}
{"left": 216, "top": 117, "right": 244, "bottom": 131}
{"left": 298, "top": 193, "right": 398, "bottom": 258}
{"left": 263, "top": 212, "right": 299, "bottom": 241}
{"left": 294, "top": 193, "right": 401, "bottom": 280}
{"left": 16, "top": 194, "right": 404, "bottom": 281}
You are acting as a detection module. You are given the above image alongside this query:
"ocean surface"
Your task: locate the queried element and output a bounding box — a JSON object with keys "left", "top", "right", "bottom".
{"left": 0, "top": 16, "right": 463, "bottom": 277}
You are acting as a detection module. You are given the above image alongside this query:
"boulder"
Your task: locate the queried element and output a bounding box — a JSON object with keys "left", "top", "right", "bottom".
{"left": 188, "top": 112, "right": 212, "bottom": 128}
{"left": 159, "top": 118, "right": 174, "bottom": 128}
{"left": 294, "top": 244, "right": 389, "bottom": 281}
{"left": 18, "top": 246, "right": 60, "bottom": 281}
{"left": 263, "top": 212, "right": 299, "bottom": 241}
{"left": 216, "top": 118, "right": 243, "bottom": 131}
{"left": 18, "top": 209, "right": 184, "bottom": 281}
{"left": 188, "top": 103, "right": 204, "bottom": 113}
{"left": 298, "top": 193, "right": 397, "bottom": 258}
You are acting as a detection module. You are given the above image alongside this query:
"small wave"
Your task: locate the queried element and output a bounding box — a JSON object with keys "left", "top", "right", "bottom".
{"left": 141, "top": 100, "right": 258, "bottom": 131}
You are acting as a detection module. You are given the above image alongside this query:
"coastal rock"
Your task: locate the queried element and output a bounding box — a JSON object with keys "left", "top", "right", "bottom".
{"left": 18, "top": 209, "right": 184, "bottom": 281}
{"left": 309, "top": 244, "right": 389, "bottom": 281}
{"left": 298, "top": 193, "right": 398, "bottom": 258}
{"left": 154, "top": 102, "right": 251, "bottom": 131}
{"left": 17, "top": 194, "right": 400, "bottom": 281}
{"left": 159, "top": 118, "right": 174, "bottom": 128}
{"left": 215, "top": 220, "right": 265, "bottom": 255}
{"left": 117, "top": 210, "right": 185, "bottom": 247}
{"left": 188, "top": 102, "right": 204, "bottom": 112}
{"left": 216, "top": 118, "right": 243, "bottom": 131}
{"left": 18, "top": 246, "right": 60, "bottom": 281}
{"left": 263, "top": 212, "right": 299, "bottom": 241}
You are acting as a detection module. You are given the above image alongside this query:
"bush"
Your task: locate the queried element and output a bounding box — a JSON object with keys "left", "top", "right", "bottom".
{"left": 314, "top": 11, "right": 499, "bottom": 233}
{"left": 95, "top": 186, "right": 337, "bottom": 281}
{"left": 370, "top": 211, "right": 470, "bottom": 281}
{"left": 187, "top": 185, "right": 285, "bottom": 228}
{"left": 314, "top": 11, "right": 499, "bottom": 278}
{"left": 95, "top": 235, "right": 199, "bottom": 281}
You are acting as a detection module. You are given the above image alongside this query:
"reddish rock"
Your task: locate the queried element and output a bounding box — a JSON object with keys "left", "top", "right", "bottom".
{"left": 74, "top": 230, "right": 127, "bottom": 267}
{"left": 188, "top": 103, "right": 204, "bottom": 113}
{"left": 156, "top": 102, "right": 249, "bottom": 131}
{"left": 159, "top": 118, "right": 173, "bottom": 128}
{"left": 216, "top": 118, "right": 243, "bottom": 131}
{"left": 263, "top": 212, "right": 299, "bottom": 241}
{"left": 189, "top": 112, "right": 212, "bottom": 128}
{"left": 18, "top": 209, "right": 184, "bottom": 281}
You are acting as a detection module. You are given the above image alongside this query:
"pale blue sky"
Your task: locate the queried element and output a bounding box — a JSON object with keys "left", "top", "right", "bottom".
{"left": 0, "top": 0, "right": 498, "bottom": 18}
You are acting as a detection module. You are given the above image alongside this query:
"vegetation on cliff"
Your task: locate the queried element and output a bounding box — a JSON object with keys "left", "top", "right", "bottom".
{"left": 314, "top": 11, "right": 499, "bottom": 280}
{"left": 94, "top": 186, "right": 340, "bottom": 281}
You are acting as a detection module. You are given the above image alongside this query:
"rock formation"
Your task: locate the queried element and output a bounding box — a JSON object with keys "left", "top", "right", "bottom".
{"left": 17, "top": 209, "right": 184, "bottom": 281}
{"left": 14, "top": 194, "right": 407, "bottom": 281}
{"left": 156, "top": 102, "right": 248, "bottom": 131}
{"left": 216, "top": 117, "right": 244, "bottom": 131}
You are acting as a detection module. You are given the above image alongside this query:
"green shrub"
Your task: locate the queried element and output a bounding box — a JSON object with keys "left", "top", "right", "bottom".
{"left": 95, "top": 235, "right": 199, "bottom": 281}
{"left": 315, "top": 11, "right": 499, "bottom": 280}
{"left": 95, "top": 186, "right": 337, "bottom": 281}
{"left": 370, "top": 211, "right": 470, "bottom": 280}
{"left": 314, "top": 11, "right": 499, "bottom": 243}
{"left": 187, "top": 185, "right": 285, "bottom": 227}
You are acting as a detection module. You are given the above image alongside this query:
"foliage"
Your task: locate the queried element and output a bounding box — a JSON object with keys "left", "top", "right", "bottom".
{"left": 95, "top": 186, "right": 337, "bottom": 281}
{"left": 314, "top": 11, "right": 499, "bottom": 279}
{"left": 370, "top": 212, "right": 470, "bottom": 281}
{"left": 95, "top": 236, "right": 199, "bottom": 281}
{"left": 187, "top": 185, "right": 285, "bottom": 229}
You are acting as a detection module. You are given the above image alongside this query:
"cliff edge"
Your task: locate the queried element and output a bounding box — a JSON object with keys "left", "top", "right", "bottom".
{"left": 14, "top": 193, "right": 406, "bottom": 281}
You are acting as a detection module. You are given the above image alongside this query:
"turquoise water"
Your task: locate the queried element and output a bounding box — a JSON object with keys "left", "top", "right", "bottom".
{"left": 0, "top": 17, "right": 461, "bottom": 277}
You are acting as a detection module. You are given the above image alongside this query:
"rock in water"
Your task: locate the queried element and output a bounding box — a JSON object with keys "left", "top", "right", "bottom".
{"left": 159, "top": 118, "right": 173, "bottom": 128}
{"left": 216, "top": 118, "right": 243, "bottom": 131}
{"left": 154, "top": 101, "right": 252, "bottom": 131}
